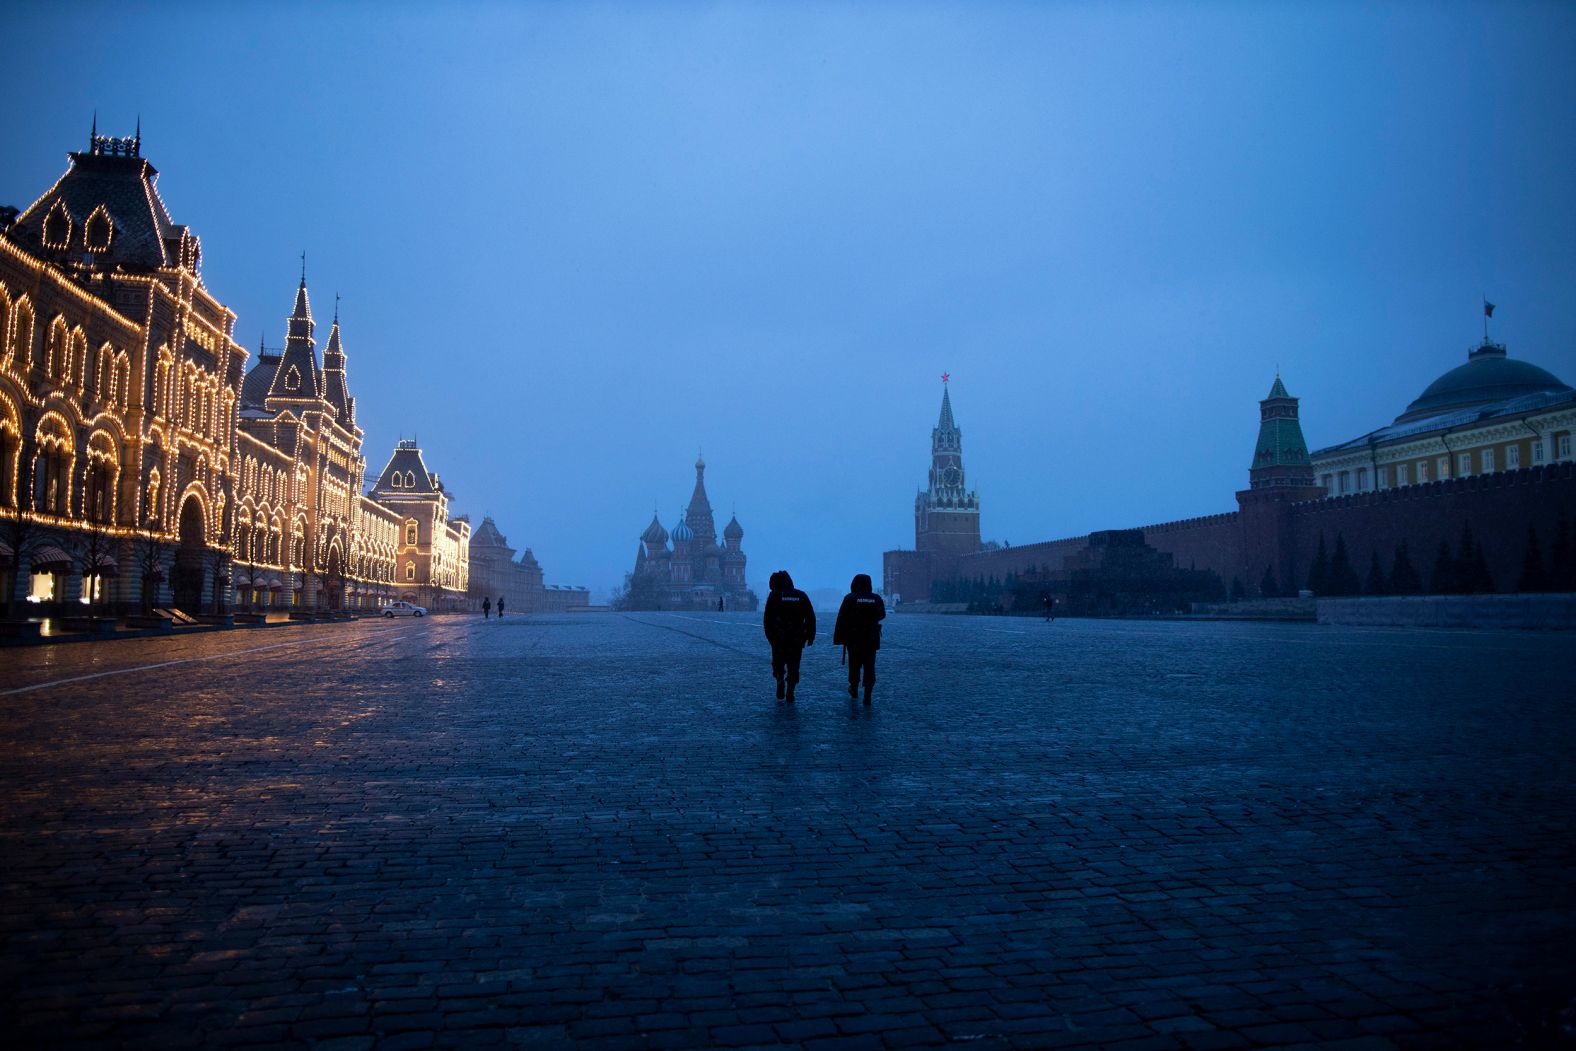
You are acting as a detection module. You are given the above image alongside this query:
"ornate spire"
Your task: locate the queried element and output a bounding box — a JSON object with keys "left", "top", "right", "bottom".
{"left": 937, "top": 375, "right": 956, "bottom": 432}
{"left": 269, "top": 263, "right": 320, "bottom": 401}
{"left": 686, "top": 456, "right": 716, "bottom": 538}
{"left": 1249, "top": 372, "right": 1313, "bottom": 489}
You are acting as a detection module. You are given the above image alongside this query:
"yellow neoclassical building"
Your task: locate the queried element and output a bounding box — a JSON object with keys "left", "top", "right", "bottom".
{"left": 1310, "top": 336, "right": 1574, "bottom": 496}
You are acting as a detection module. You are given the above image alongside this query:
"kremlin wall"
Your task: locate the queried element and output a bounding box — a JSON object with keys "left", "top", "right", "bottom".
{"left": 887, "top": 337, "right": 1576, "bottom": 609}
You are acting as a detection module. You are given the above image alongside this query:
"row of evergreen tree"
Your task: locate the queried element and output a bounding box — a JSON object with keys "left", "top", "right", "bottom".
{"left": 1291, "top": 517, "right": 1576, "bottom": 597}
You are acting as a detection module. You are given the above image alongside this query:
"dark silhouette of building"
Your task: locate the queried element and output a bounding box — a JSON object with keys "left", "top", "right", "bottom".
{"left": 882, "top": 378, "right": 982, "bottom": 603}
{"left": 622, "top": 456, "right": 756, "bottom": 611}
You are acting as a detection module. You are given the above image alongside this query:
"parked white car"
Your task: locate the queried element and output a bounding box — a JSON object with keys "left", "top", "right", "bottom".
{"left": 382, "top": 601, "right": 428, "bottom": 618}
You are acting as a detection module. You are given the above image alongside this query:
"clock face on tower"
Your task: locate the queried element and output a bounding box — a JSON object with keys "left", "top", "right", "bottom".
{"left": 943, "top": 467, "right": 961, "bottom": 487}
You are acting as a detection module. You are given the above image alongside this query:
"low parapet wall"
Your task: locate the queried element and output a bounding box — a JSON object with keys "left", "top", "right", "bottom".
{"left": 1316, "top": 594, "right": 1576, "bottom": 630}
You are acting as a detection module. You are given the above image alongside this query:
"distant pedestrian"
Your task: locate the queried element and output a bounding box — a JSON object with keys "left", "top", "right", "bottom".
{"left": 718, "top": 597, "right": 725, "bottom": 612}
{"left": 482, "top": 596, "right": 491, "bottom": 619}
{"left": 763, "top": 570, "right": 815, "bottom": 702}
{"left": 833, "top": 574, "right": 886, "bottom": 705}
{"left": 497, "top": 596, "right": 506, "bottom": 618}
{"left": 1041, "top": 591, "right": 1055, "bottom": 622}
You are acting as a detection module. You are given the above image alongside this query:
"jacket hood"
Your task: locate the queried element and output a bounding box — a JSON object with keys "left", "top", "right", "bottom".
{"left": 772, "top": 570, "right": 795, "bottom": 591}
{"left": 850, "top": 573, "right": 873, "bottom": 594}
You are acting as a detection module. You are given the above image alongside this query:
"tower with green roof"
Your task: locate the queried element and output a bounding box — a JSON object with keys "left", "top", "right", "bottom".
{"left": 1248, "top": 374, "right": 1315, "bottom": 489}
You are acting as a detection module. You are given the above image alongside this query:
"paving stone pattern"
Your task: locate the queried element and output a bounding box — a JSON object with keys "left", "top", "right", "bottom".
{"left": 1, "top": 613, "right": 1574, "bottom": 1050}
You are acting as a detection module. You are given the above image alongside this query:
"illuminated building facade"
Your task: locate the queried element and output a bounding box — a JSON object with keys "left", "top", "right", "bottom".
{"left": 0, "top": 128, "right": 469, "bottom": 615}
{"left": 366, "top": 440, "right": 470, "bottom": 608}
{"left": 626, "top": 456, "right": 755, "bottom": 611}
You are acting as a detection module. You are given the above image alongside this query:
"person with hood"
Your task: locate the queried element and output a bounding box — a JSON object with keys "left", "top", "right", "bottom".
{"left": 482, "top": 596, "right": 492, "bottom": 619}
{"left": 833, "top": 573, "right": 886, "bottom": 704}
{"left": 763, "top": 569, "right": 816, "bottom": 701}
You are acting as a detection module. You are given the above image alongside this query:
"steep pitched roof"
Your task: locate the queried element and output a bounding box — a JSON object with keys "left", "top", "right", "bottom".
{"left": 11, "top": 145, "right": 181, "bottom": 271}
{"left": 320, "top": 311, "right": 354, "bottom": 422}
{"left": 267, "top": 278, "right": 320, "bottom": 401}
{"left": 241, "top": 352, "right": 280, "bottom": 409}
{"left": 938, "top": 384, "right": 956, "bottom": 430}
{"left": 371, "top": 442, "right": 436, "bottom": 495}
{"left": 472, "top": 516, "right": 508, "bottom": 548}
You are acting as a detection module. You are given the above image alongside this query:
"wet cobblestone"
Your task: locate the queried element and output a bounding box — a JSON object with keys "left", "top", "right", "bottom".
{"left": 1, "top": 613, "right": 1573, "bottom": 1049}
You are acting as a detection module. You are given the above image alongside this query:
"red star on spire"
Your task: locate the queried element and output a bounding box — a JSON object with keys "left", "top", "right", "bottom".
{"left": 941, "top": 371, "right": 950, "bottom": 383}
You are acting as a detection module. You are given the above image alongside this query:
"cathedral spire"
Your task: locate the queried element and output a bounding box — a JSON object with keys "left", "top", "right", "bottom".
{"left": 686, "top": 455, "right": 716, "bottom": 539}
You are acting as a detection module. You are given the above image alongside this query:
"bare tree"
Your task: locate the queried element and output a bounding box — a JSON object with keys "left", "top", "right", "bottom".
{"left": 0, "top": 447, "right": 41, "bottom": 622}
{"left": 132, "top": 526, "right": 169, "bottom": 613}
{"left": 76, "top": 460, "right": 117, "bottom": 615}
{"left": 235, "top": 558, "right": 266, "bottom": 612}
{"left": 202, "top": 546, "right": 232, "bottom": 615}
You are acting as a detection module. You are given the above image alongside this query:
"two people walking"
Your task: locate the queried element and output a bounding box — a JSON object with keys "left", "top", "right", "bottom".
{"left": 481, "top": 596, "right": 506, "bottom": 619}
{"left": 763, "top": 570, "right": 885, "bottom": 705}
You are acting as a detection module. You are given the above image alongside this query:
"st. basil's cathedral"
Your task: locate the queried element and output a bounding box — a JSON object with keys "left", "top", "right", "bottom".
{"left": 624, "top": 456, "right": 755, "bottom": 611}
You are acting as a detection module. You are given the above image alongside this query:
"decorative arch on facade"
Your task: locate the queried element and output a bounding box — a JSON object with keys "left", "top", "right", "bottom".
{"left": 0, "top": 387, "right": 20, "bottom": 508}
{"left": 85, "top": 429, "right": 121, "bottom": 525}
{"left": 68, "top": 326, "right": 87, "bottom": 388}
{"left": 8, "top": 296, "right": 34, "bottom": 374}
{"left": 153, "top": 345, "right": 173, "bottom": 419}
{"left": 270, "top": 514, "right": 284, "bottom": 564}
{"left": 41, "top": 200, "right": 72, "bottom": 250}
{"left": 113, "top": 350, "right": 130, "bottom": 411}
{"left": 32, "top": 411, "right": 76, "bottom": 516}
{"left": 84, "top": 204, "right": 114, "bottom": 254}
{"left": 0, "top": 285, "right": 10, "bottom": 368}
{"left": 93, "top": 341, "right": 114, "bottom": 404}
{"left": 45, "top": 316, "right": 67, "bottom": 378}
{"left": 174, "top": 483, "right": 211, "bottom": 545}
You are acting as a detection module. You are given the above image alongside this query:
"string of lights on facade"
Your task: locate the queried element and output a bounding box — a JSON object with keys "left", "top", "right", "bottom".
{"left": 0, "top": 125, "right": 585, "bottom": 618}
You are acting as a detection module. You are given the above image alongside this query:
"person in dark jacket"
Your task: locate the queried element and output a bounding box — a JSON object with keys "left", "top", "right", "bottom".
{"left": 833, "top": 573, "right": 886, "bottom": 704}
{"left": 763, "top": 569, "right": 815, "bottom": 701}
{"left": 497, "top": 596, "right": 506, "bottom": 618}
{"left": 482, "top": 596, "right": 491, "bottom": 619}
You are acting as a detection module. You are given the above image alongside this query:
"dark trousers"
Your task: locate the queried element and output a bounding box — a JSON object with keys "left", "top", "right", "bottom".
{"left": 771, "top": 643, "right": 804, "bottom": 686}
{"left": 847, "top": 647, "right": 876, "bottom": 691}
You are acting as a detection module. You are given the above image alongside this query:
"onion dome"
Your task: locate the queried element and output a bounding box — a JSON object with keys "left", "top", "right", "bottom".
{"left": 641, "top": 513, "right": 668, "bottom": 546}
{"left": 671, "top": 517, "right": 694, "bottom": 543}
{"left": 723, "top": 514, "right": 744, "bottom": 541}
{"left": 1397, "top": 340, "right": 1571, "bottom": 423}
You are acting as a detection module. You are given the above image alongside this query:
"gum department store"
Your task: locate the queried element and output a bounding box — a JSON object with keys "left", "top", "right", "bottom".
{"left": 0, "top": 128, "right": 581, "bottom": 617}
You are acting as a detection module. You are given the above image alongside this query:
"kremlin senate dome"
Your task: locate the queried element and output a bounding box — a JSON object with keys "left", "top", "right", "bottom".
{"left": 1396, "top": 340, "right": 1571, "bottom": 423}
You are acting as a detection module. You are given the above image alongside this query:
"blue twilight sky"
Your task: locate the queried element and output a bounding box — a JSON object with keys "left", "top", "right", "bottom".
{"left": 4, "top": 2, "right": 1574, "bottom": 597}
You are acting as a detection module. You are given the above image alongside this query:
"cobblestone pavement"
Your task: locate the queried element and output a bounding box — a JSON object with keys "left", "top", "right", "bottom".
{"left": 2, "top": 613, "right": 1574, "bottom": 1050}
